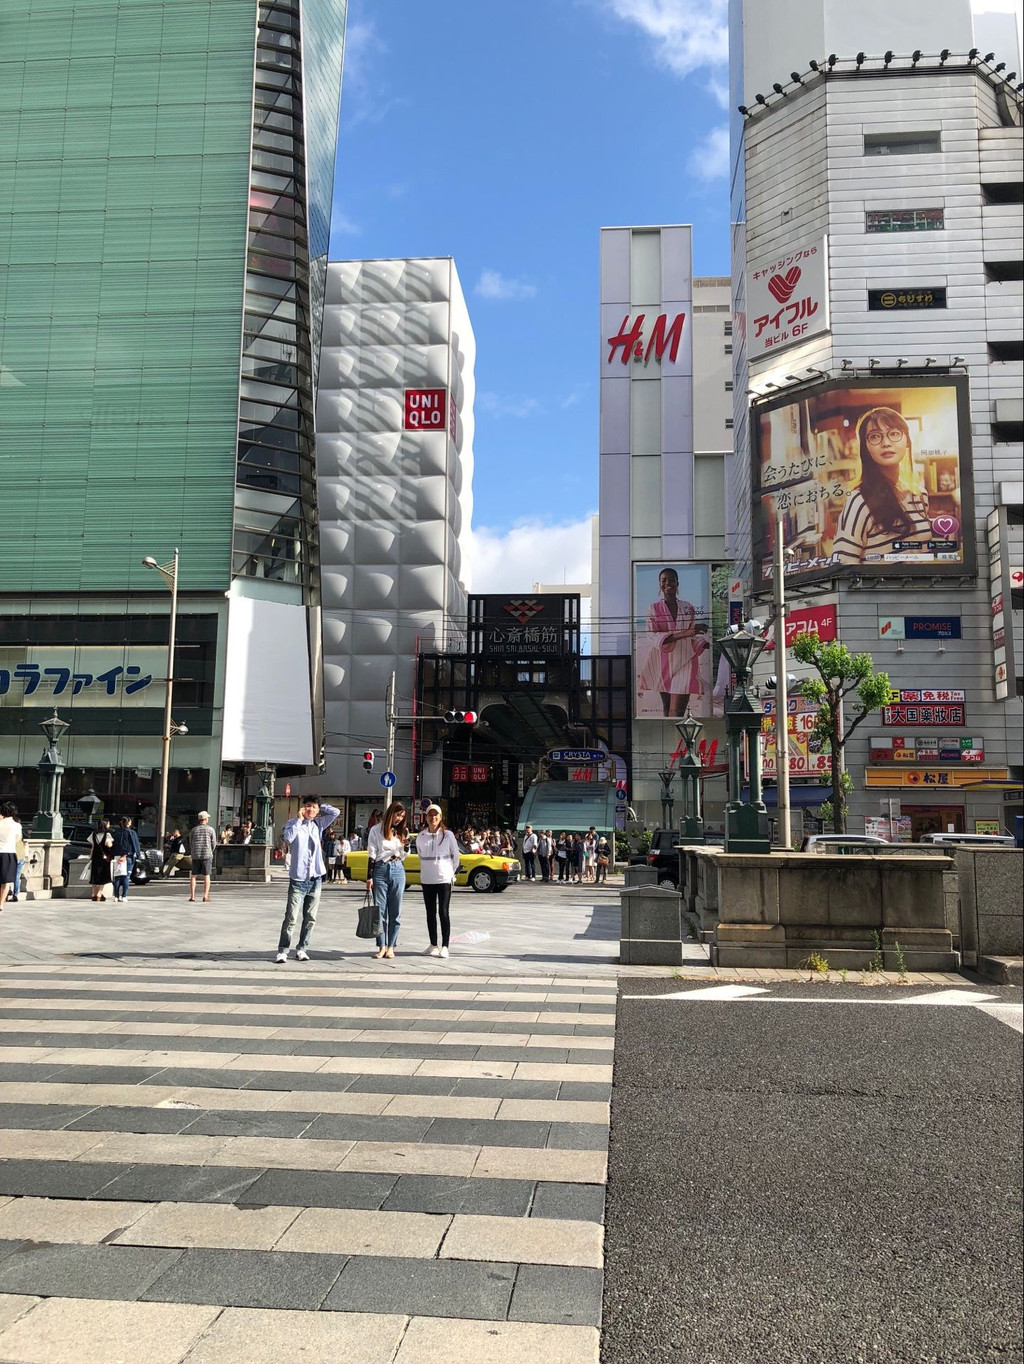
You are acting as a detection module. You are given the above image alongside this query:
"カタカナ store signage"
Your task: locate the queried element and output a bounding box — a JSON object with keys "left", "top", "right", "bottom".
{"left": 0, "top": 649, "right": 162, "bottom": 708}
{"left": 746, "top": 236, "right": 829, "bottom": 359}
{"left": 763, "top": 603, "right": 837, "bottom": 652}
{"left": 606, "top": 312, "right": 686, "bottom": 366}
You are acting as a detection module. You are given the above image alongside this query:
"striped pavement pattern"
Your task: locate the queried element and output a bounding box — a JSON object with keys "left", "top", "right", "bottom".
{"left": 0, "top": 965, "right": 615, "bottom": 1362}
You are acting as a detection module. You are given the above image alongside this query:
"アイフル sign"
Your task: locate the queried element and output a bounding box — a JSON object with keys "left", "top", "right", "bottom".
{"left": 746, "top": 236, "right": 829, "bottom": 359}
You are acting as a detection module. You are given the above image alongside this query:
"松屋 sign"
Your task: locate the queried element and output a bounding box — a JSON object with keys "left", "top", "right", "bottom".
{"left": 746, "top": 236, "right": 829, "bottom": 359}
{"left": 606, "top": 312, "right": 686, "bottom": 366}
{"left": 404, "top": 388, "right": 447, "bottom": 430}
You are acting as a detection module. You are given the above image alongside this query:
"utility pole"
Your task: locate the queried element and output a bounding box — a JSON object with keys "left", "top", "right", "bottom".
{"left": 384, "top": 671, "right": 396, "bottom": 809}
{"left": 772, "top": 515, "right": 792, "bottom": 849}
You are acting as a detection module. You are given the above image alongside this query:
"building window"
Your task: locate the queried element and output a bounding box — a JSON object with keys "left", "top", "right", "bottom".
{"left": 982, "top": 181, "right": 1024, "bottom": 204}
{"left": 864, "top": 131, "right": 941, "bottom": 156}
{"left": 725, "top": 418, "right": 734, "bottom": 429}
{"left": 866, "top": 208, "right": 944, "bottom": 232}
{"left": 724, "top": 344, "right": 733, "bottom": 354}
{"left": 724, "top": 380, "right": 734, "bottom": 391}
{"left": 723, "top": 321, "right": 733, "bottom": 335}
{"left": 989, "top": 340, "right": 1024, "bottom": 362}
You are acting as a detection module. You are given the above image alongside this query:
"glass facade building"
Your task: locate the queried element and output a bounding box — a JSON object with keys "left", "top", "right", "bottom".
{"left": 0, "top": 0, "right": 347, "bottom": 829}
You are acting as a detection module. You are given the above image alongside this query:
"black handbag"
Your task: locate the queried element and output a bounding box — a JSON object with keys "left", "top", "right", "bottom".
{"left": 356, "top": 885, "right": 382, "bottom": 939}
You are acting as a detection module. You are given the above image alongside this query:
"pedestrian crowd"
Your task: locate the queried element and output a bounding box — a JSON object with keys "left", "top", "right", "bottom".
{"left": 1, "top": 793, "right": 615, "bottom": 968}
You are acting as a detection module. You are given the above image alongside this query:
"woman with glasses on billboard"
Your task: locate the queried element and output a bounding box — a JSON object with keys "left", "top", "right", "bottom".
{"left": 831, "top": 407, "right": 932, "bottom": 564}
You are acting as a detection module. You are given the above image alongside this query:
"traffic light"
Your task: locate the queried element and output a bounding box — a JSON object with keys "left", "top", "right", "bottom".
{"left": 764, "top": 674, "right": 796, "bottom": 691}
{"left": 362, "top": 750, "right": 374, "bottom": 771}
{"left": 444, "top": 710, "right": 477, "bottom": 725}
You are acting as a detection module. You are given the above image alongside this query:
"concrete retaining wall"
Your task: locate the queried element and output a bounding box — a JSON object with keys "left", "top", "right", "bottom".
{"left": 954, "top": 847, "right": 1023, "bottom": 965}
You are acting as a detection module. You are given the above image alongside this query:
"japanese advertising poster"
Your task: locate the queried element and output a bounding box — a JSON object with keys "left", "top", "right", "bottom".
{"left": 752, "top": 377, "right": 974, "bottom": 586}
{"left": 632, "top": 563, "right": 730, "bottom": 720}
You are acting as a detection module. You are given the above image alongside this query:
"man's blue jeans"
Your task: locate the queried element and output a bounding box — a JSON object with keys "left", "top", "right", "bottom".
{"left": 278, "top": 876, "right": 322, "bottom": 952}
{"left": 372, "top": 861, "right": 405, "bottom": 948}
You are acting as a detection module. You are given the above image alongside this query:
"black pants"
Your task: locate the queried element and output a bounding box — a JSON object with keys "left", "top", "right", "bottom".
{"left": 538, "top": 855, "right": 551, "bottom": 881}
{"left": 523, "top": 851, "right": 536, "bottom": 879}
{"left": 423, "top": 883, "right": 452, "bottom": 947}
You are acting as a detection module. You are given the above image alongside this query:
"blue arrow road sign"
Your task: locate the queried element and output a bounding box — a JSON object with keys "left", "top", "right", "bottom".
{"left": 380, "top": 771, "right": 396, "bottom": 788}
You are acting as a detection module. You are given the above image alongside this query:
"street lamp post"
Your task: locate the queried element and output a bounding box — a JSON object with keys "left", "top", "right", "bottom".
{"left": 33, "top": 711, "right": 70, "bottom": 838}
{"left": 143, "top": 549, "right": 183, "bottom": 852}
{"left": 718, "top": 622, "right": 771, "bottom": 854}
{"left": 674, "top": 711, "right": 706, "bottom": 845}
{"left": 252, "top": 764, "right": 276, "bottom": 845}
{"left": 657, "top": 768, "right": 676, "bottom": 829}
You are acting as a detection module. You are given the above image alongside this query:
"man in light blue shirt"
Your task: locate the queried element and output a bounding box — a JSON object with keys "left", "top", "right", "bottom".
{"left": 275, "top": 794, "right": 340, "bottom": 963}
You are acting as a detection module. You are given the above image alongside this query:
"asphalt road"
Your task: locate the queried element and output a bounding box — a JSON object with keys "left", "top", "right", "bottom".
{"left": 603, "top": 980, "right": 1024, "bottom": 1364}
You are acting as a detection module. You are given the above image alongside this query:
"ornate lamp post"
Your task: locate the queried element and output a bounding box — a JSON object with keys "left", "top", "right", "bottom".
{"left": 252, "top": 764, "right": 276, "bottom": 845}
{"left": 674, "top": 710, "right": 706, "bottom": 844}
{"left": 33, "top": 711, "right": 70, "bottom": 838}
{"left": 718, "top": 622, "right": 771, "bottom": 854}
{"left": 657, "top": 768, "right": 676, "bottom": 829}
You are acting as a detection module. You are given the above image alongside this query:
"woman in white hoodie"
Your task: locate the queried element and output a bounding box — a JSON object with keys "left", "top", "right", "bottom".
{"left": 415, "top": 803, "right": 460, "bottom": 958}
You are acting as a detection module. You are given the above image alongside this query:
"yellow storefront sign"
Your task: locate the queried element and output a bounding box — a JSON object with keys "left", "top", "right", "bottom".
{"left": 865, "top": 767, "right": 1009, "bottom": 789}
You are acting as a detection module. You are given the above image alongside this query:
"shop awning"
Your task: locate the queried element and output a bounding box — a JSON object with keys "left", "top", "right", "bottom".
{"left": 516, "top": 780, "right": 619, "bottom": 833}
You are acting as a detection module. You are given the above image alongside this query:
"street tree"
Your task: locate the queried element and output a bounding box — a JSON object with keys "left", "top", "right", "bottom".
{"left": 790, "top": 633, "right": 895, "bottom": 834}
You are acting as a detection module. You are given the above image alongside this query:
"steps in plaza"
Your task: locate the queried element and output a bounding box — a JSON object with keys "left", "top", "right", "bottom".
{"left": 0, "top": 964, "right": 615, "bottom": 1362}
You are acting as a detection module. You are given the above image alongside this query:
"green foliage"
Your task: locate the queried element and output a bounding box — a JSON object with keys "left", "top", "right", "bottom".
{"left": 790, "top": 632, "right": 895, "bottom": 833}
{"left": 800, "top": 952, "right": 831, "bottom": 975}
{"left": 637, "top": 830, "right": 653, "bottom": 855}
{"left": 614, "top": 833, "right": 631, "bottom": 863}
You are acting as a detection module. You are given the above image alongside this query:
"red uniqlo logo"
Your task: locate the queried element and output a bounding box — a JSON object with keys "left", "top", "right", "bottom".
{"left": 606, "top": 312, "right": 686, "bottom": 366}
{"left": 451, "top": 764, "right": 469, "bottom": 783}
{"left": 470, "top": 765, "right": 489, "bottom": 783}
{"left": 404, "top": 388, "right": 447, "bottom": 430}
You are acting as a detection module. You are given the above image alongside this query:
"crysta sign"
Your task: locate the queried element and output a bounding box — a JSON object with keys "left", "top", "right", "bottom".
{"left": 606, "top": 312, "right": 686, "bottom": 366}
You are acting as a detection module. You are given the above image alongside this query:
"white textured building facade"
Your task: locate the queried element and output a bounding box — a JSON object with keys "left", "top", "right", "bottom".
{"left": 596, "top": 226, "right": 735, "bottom": 824}
{"left": 316, "top": 258, "right": 474, "bottom": 817}
{"left": 730, "top": 0, "right": 1023, "bottom": 837}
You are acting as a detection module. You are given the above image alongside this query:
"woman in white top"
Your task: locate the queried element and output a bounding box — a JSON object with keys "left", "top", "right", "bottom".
{"left": 0, "top": 803, "right": 23, "bottom": 910}
{"left": 415, "top": 803, "right": 460, "bottom": 958}
{"left": 366, "top": 803, "right": 409, "bottom": 960}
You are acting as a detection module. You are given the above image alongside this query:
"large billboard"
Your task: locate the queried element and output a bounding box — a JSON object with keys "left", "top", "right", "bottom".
{"left": 752, "top": 376, "right": 974, "bottom": 587}
{"left": 633, "top": 563, "right": 730, "bottom": 719}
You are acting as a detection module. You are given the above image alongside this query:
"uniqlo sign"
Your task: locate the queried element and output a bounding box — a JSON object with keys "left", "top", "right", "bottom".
{"left": 746, "top": 235, "right": 829, "bottom": 359}
{"left": 404, "top": 388, "right": 447, "bottom": 430}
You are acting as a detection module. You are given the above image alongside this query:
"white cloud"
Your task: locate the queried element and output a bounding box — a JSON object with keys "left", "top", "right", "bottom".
{"left": 475, "top": 268, "right": 538, "bottom": 301}
{"left": 477, "top": 391, "right": 544, "bottom": 419}
{"left": 686, "top": 124, "right": 730, "bottom": 182}
{"left": 466, "top": 517, "right": 595, "bottom": 593}
{"left": 601, "top": 0, "right": 729, "bottom": 78}
{"left": 332, "top": 212, "right": 361, "bottom": 236}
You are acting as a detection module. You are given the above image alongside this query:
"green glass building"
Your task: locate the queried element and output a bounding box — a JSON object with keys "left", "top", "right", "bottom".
{"left": 0, "top": 0, "right": 347, "bottom": 833}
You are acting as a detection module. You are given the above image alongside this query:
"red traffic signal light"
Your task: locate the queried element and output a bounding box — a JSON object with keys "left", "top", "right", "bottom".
{"left": 444, "top": 710, "right": 477, "bottom": 725}
{"left": 362, "top": 750, "right": 374, "bottom": 771}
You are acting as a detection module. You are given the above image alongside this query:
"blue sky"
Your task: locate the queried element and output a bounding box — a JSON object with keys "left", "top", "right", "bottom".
{"left": 329, "top": 0, "right": 732, "bottom": 588}
{"left": 328, "top": 0, "right": 1022, "bottom": 591}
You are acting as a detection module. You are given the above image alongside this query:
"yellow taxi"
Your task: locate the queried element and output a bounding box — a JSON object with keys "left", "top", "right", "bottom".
{"left": 346, "top": 844, "right": 520, "bottom": 893}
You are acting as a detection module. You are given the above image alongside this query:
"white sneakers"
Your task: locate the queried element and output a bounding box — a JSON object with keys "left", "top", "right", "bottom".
{"left": 424, "top": 946, "right": 441, "bottom": 956}
{"left": 275, "top": 950, "right": 288, "bottom": 963}
{"left": 296, "top": 949, "right": 310, "bottom": 961}
{"left": 439, "top": 946, "right": 449, "bottom": 958}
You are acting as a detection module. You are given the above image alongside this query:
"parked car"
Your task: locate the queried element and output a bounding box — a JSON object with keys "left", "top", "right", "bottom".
{"left": 799, "top": 834, "right": 889, "bottom": 853}
{"left": 345, "top": 843, "right": 520, "bottom": 893}
{"left": 61, "top": 822, "right": 153, "bottom": 887}
{"left": 629, "top": 829, "right": 682, "bottom": 887}
{"left": 919, "top": 831, "right": 1016, "bottom": 847}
